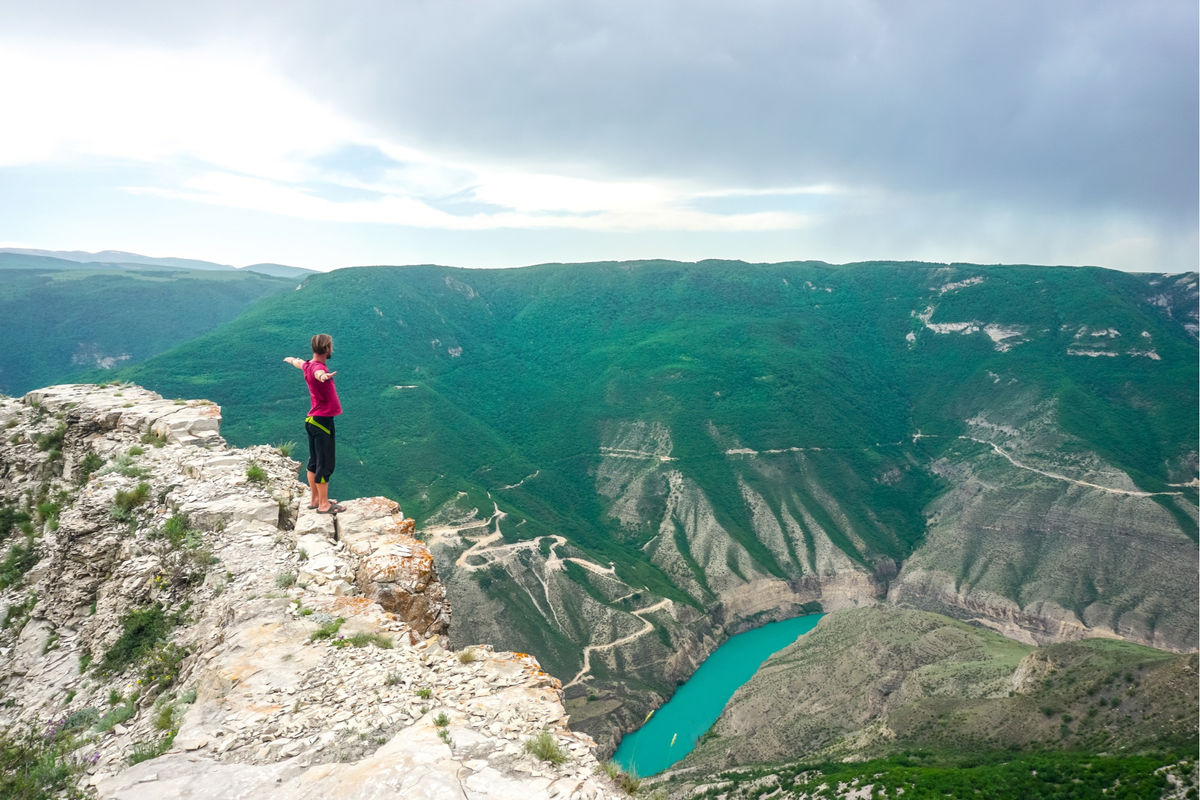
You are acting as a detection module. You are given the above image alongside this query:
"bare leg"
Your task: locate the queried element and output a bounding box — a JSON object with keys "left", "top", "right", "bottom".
{"left": 316, "top": 481, "right": 330, "bottom": 512}
{"left": 308, "top": 471, "right": 318, "bottom": 508}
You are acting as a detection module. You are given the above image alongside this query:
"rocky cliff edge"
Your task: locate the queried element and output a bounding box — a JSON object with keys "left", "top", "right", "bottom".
{"left": 0, "top": 384, "right": 623, "bottom": 799}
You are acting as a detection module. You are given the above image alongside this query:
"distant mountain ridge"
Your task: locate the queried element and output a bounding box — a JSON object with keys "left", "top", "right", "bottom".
{"left": 0, "top": 247, "right": 313, "bottom": 277}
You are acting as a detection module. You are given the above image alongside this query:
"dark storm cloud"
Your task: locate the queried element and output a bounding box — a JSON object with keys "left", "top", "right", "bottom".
{"left": 271, "top": 0, "right": 1197, "bottom": 219}
{"left": 7, "top": 0, "right": 1198, "bottom": 226}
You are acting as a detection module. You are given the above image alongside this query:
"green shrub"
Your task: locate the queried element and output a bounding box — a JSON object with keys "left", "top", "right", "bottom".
{"left": 95, "top": 698, "right": 137, "bottom": 732}
{"left": 140, "top": 642, "right": 189, "bottom": 694}
{"left": 128, "top": 733, "right": 173, "bottom": 765}
{"left": 126, "top": 446, "right": 145, "bottom": 457}
{"left": 0, "top": 506, "right": 30, "bottom": 544}
{"left": 77, "top": 452, "right": 105, "bottom": 486}
{"left": 524, "top": 730, "right": 566, "bottom": 765}
{"left": 275, "top": 571, "right": 297, "bottom": 588}
{"left": 140, "top": 431, "right": 167, "bottom": 448}
{"left": 246, "top": 463, "right": 268, "bottom": 484}
{"left": 35, "top": 502, "right": 60, "bottom": 532}
{"left": 62, "top": 708, "right": 99, "bottom": 733}
{"left": 100, "top": 604, "right": 170, "bottom": 675}
{"left": 458, "top": 648, "right": 477, "bottom": 664}
{"left": 276, "top": 441, "right": 296, "bottom": 458}
{"left": 0, "top": 717, "right": 93, "bottom": 799}
{"left": 112, "top": 482, "right": 151, "bottom": 521}
{"left": 309, "top": 617, "right": 345, "bottom": 642}
{"left": 153, "top": 704, "right": 176, "bottom": 731}
{"left": 182, "top": 528, "right": 205, "bottom": 551}
{"left": 155, "top": 514, "right": 191, "bottom": 548}
{"left": 0, "top": 536, "right": 39, "bottom": 590}
{"left": 415, "top": 687, "right": 432, "bottom": 699}
{"left": 434, "top": 712, "right": 449, "bottom": 728}
{"left": 614, "top": 768, "right": 642, "bottom": 794}
{"left": 34, "top": 423, "right": 66, "bottom": 453}
{"left": 102, "top": 454, "right": 146, "bottom": 479}
{"left": 1, "top": 593, "right": 37, "bottom": 630}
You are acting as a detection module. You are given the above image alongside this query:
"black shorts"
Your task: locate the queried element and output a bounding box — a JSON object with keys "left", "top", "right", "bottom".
{"left": 305, "top": 416, "right": 336, "bottom": 482}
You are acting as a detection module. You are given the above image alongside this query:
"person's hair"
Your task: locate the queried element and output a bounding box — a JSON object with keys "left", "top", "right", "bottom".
{"left": 311, "top": 333, "right": 333, "bottom": 357}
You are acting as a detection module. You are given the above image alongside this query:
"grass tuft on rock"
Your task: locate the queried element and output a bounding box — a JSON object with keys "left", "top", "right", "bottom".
{"left": 111, "top": 482, "right": 151, "bottom": 521}
{"left": 246, "top": 463, "right": 268, "bottom": 484}
{"left": 524, "top": 730, "right": 567, "bottom": 765}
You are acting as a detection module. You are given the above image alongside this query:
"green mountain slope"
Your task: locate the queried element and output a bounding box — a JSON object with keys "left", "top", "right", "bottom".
{"left": 114, "top": 260, "right": 1199, "bottom": 749}
{"left": 123, "top": 260, "right": 1198, "bottom": 517}
{"left": 0, "top": 266, "right": 295, "bottom": 395}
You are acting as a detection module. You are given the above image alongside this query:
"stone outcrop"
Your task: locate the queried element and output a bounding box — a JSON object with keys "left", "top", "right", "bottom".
{"left": 0, "top": 384, "right": 623, "bottom": 799}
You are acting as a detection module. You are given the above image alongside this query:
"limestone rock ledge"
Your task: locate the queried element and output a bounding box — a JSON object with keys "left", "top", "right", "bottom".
{"left": 0, "top": 384, "right": 622, "bottom": 800}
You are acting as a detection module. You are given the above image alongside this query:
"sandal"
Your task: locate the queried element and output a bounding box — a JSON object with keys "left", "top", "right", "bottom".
{"left": 308, "top": 500, "right": 338, "bottom": 509}
{"left": 317, "top": 503, "right": 346, "bottom": 515}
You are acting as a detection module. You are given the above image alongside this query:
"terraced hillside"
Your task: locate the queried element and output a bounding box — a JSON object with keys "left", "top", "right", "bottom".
{"left": 116, "top": 260, "right": 1199, "bottom": 749}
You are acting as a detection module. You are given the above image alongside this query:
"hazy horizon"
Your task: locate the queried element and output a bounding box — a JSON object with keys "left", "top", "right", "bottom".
{"left": 6, "top": 245, "right": 1200, "bottom": 276}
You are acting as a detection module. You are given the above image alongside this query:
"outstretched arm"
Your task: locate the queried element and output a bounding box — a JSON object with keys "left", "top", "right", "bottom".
{"left": 284, "top": 356, "right": 336, "bottom": 381}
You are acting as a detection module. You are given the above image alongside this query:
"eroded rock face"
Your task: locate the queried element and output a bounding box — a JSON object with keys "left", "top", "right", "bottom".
{"left": 0, "top": 384, "right": 622, "bottom": 800}
{"left": 339, "top": 498, "right": 451, "bottom": 639}
{"left": 889, "top": 426, "right": 1200, "bottom": 654}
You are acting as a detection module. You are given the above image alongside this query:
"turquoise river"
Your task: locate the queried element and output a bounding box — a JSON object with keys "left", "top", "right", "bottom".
{"left": 612, "top": 612, "right": 824, "bottom": 777}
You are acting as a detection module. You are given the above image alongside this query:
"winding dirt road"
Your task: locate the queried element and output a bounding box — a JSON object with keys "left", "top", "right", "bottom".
{"left": 564, "top": 598, "right": 673, "bottom": 689}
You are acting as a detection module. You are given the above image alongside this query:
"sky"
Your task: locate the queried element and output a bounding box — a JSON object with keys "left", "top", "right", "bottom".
{"left": 0, "top": 0, "right": 1196, "bottom": 272}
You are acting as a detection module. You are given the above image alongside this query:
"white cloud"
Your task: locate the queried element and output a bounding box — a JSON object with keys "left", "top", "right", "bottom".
{"left": 469, "top": 170, "right": 673, "bottom": 214}
{"left": 2, "top": 37, "right": 817, "bottom": 237}
{"left": 129, "top": 169, "right": 813, "bottom": 233}
{"left": 0, "top": 40, "right": 359, "bottom": 180}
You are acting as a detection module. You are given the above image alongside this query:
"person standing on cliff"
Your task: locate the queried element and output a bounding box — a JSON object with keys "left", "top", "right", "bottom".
{"left": 283, "top": 333, "right": 344, "bottom": 514}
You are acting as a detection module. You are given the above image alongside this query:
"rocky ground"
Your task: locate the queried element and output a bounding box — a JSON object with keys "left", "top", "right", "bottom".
{"left": 0, "top": 384, "right": 626, "bottom": 799}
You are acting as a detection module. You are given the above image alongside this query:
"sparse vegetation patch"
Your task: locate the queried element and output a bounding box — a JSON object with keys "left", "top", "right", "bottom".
{"left": 99, "top": 603, "right": 171, "bottom": 676}
{"left": 246, "top": 462, "right": 268, "bottom": 483}
{"left": 524, "top": 730, "right": 567, "bottom": 765}
{"left": 111, "top": 482, "right": 151, "bottom": 521}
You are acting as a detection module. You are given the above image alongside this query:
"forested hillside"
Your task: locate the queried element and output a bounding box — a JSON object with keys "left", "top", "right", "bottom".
{"left": 1, "top": 262, "right": 295, "bottom": 394}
